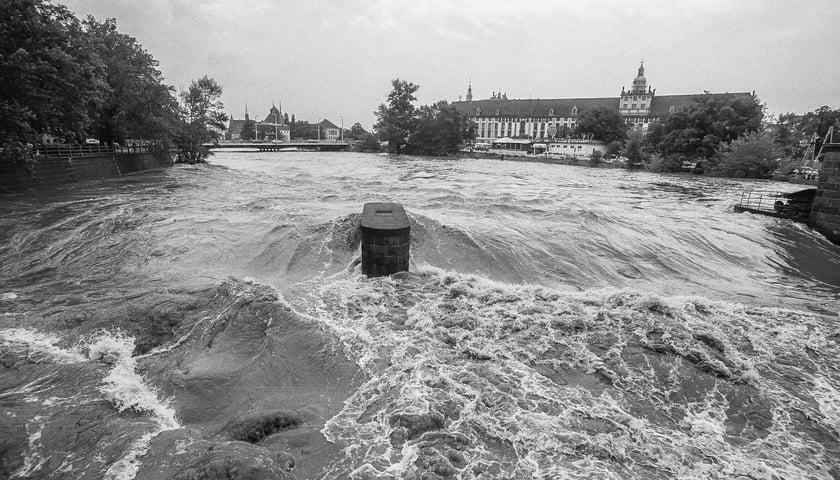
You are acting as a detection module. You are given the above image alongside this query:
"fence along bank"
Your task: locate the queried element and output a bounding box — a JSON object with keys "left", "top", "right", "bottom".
{"left": 0, "top": 143, "right": 173, "bottom": 192}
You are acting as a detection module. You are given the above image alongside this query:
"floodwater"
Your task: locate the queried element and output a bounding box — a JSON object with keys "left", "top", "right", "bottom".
{"left": 1, "top": 151, "right": 839, "bottom": 479}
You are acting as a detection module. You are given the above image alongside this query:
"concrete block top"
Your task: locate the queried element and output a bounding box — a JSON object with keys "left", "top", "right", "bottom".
{"left": 361, "top": 202, "right": 409, "bottom": 232}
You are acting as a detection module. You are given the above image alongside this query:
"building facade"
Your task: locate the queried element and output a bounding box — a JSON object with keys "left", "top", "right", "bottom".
{"left": 452, "top": 64, "right": 755, "bottom": 143}
{"left": 226, "top": 103, "right": 291, "bottom": 142}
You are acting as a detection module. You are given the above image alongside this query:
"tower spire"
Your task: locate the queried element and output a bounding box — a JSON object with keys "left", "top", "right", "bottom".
{"left": 466, "top": 78, "right": 473, "bottom": 102}
{"left": 245, "top": 102, "right": 249, "bottom": 121}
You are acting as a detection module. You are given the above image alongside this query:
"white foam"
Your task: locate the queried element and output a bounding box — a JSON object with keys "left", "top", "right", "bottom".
{"left": 0, "top": 328, "right": 85, "bottom": 363}
{"left": 103, "top": 431, "right": 154, "bottom": 480}
{"left": 812, "top": 376, "right": 840, "bottom": 433}
{"left": 88, "top": 332, "right": 179, "bottom": 429}
{"left": 12, "top": 416, "right": 48, "bottom": 479}
{"left": 293, "top": 266, "right": 840, "bottom": 478}
{"left": 1, "top": 292, "right": 18, "bottom": 300}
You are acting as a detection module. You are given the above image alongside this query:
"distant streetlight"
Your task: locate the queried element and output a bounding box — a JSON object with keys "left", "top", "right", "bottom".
{"left": 339, "top": 116, "right": 344, "bottom": 142}
{"left": 317, "top": 117, "right": 322, "bottom": 141}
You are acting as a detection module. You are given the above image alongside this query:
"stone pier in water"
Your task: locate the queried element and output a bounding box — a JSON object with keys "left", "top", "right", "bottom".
{"left": 811, "top": 141, "right": 840, "bottom": 245}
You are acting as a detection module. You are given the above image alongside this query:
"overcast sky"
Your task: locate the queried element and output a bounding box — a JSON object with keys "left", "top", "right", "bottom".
{"left": 62, "top": 0, "right": 840, "bottom": 130}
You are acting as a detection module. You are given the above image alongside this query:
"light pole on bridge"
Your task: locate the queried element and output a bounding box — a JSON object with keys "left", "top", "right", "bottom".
{"left": 339, "top": 116, "right": 344, "bottom": 143}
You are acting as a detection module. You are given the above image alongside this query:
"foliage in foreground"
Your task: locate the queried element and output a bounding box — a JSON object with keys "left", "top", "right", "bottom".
{"left": 0, "top": 0, "right": 225, "bottom": 166}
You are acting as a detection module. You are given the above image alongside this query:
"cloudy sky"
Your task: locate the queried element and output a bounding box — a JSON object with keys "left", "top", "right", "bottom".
{"left": 62, "top": 0, "right": 839, "bottom": 130}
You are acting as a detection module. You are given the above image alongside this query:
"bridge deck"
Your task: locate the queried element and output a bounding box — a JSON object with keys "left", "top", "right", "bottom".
{"left": 207, "top": 142, "right": 350, "bottom": 151}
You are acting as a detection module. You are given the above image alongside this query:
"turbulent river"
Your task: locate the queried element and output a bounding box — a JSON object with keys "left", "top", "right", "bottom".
{"left": 1, "top": 152, "right": 839, "bottom": 480}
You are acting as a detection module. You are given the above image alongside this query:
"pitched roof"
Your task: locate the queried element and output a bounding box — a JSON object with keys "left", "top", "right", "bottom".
{"left": 228, "top": 118, "right": 248, "bottom": 132}
{"left": 648, "top": 92, "right": 754, "bottom": 117}
{"left": 319, "top": 119, "right": 340, "bottom": 130}
{"left": 452, "top": 92, "right": 755, "bottom": 119}
{"left": 452, "top": 97, "right": 619, "bottom": 118}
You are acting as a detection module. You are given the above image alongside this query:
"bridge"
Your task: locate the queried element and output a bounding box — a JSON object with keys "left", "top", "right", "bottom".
{"left": 206, "top": 141, "right": 350, "bottom": 152}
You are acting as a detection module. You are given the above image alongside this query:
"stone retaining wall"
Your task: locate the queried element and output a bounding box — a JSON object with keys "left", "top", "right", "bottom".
{"left": 810, "top": 144, "right": 840, "bottom": 244}
{"left": 0, "top": 151, "right": 172, "bottom": 192}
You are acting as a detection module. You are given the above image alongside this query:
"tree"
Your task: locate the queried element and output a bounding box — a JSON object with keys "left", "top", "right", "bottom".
{"left": 589, "top": 150, "right": 604, "bottom": 167}
{"left": 374, "top": 79, "right": 419, "bottom": 154}
{"left": 240, "top": 120, "right": 255, "bottom": 140}
{"left": 576, "top": 106, "right": 628, "bottom": 143}
{"left": 776, "top": 107, "right": 840, "bottom": 161}
{"left": 710, "top": 130, "right": 781, "bottom": 179}
{"left": 622, "top": 129, "right": 647, "bottom": 167}
{"left": 176, "top": 76, "right": 228, "bottom": 163}
{"left": 349, "top": 122, "right": 367, "bottom": 140}
{"left": 407, "top": 100, "right": 475, "bottom": 155}
{"left": 648, "top": 93, "right": 763, "bottom": 160}
{"left": 354, "top": 132, "right": 382, "bottom": 153}
{"left": 0, "top": 0, "right": 102, "bottom": 164}
{"left": 83, "top": 17, "right": 178, "bottom": 146}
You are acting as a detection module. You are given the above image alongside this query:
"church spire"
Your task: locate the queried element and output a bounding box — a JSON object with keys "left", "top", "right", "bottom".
{"left": 245, "top": 102, "right": 249, "bottom": 122}
{"left": 466, "top": 79, "right": 473, "bottom": 102}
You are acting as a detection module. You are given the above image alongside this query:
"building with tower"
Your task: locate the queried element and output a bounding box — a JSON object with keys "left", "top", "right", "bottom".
{"left": 452, "top": 63, "right": 756, "bottom": 143}
{"left": 225, "top": 102, "right": 291, "bottom": 142}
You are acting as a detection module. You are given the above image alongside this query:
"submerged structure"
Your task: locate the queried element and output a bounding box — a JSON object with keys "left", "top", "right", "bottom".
{"left": 735, "top": 127, "right": 840, "bottom": 245}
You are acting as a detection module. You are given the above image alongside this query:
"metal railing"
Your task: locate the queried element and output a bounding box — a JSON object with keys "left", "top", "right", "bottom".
{"left": 735, "top": 191, "right": 783, "bottom": 213}
{"left": 36, "top": 144, "right": 156, "bottom": 158}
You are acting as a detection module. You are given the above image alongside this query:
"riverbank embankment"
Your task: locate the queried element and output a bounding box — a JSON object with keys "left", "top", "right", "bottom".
{"left": 0, "top": 149, "right": 173, "bottom": 193}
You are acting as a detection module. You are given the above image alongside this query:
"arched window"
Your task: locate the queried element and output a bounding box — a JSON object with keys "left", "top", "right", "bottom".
{"left": 476, "top": 107, "right": 481, "bottom": 116}
{"left": 548, "top": 108, "right": 555, "bottom": 116}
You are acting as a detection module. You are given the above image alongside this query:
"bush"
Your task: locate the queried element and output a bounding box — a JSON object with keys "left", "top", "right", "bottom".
{"left": 710, "top": 131, "right": 780, "bottom": 179}
{"left": 354, "top": 133, "right": 382, "bottom": 153}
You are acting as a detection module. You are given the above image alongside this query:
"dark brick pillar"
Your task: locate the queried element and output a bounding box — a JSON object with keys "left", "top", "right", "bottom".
{"left": 810, "top": 143, "right": 840, "bottom": 244}
{"left": 360, "top": 202, "right": 410, "bottom": 277}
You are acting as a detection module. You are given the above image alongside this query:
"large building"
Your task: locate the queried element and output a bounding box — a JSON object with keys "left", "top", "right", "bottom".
{"left": 226, "top": 103, "right": 290, "bottom": 142}
{"left": 452, "top": 63, "right": 755, "bottom": 143}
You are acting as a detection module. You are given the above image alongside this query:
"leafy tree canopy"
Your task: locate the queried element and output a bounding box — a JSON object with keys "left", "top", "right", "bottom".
{"left": 776, "top": 106, "right": 840, "bottom": 160}
{"left": 240, "top": 120, "right": 255, "bottom": 140}
{"left": 0, "top": 0, "right": 102, "bottom": 158}
{"left": 647, "top": 93, "right": 763, "bottom": 159}
{"left": 374, "top": 79, "right": 419, "bottom": 154}
{"left": 83, "top": 17, "right": 178, "bottom": 146}
{"left": 710, "top": 130, "right": 780, "bottom": 179}
{"left": 175, "top": 76, "right": 228, "bottom": 163}
{"left": 575, "top": 106, "right": 628, "bottom": 143}
{"left": 407, "top": 100, "right": 476, "bottom": 156}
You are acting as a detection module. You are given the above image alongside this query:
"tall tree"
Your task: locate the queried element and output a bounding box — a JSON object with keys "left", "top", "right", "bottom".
{"left": 0, "top": 0, "right": 102, "bottom": 163}
{"left": 374, "top": 79, "right": 419, "bottom": 154}
{"left": 240, "top": 120, "right": 255, "bottom": 140}
{"left": 83, "top": 17, "right": 178, "bottom": 146}
{"left": 575, "top": 106, "right": 628, "bottom": 143}
{"left": 176, "top": 76, "right": 228, "bottom": 163}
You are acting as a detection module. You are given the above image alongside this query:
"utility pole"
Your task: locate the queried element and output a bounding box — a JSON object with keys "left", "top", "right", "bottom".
{"left": 339, "top": 116, "right": 344, "bottom": 142}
